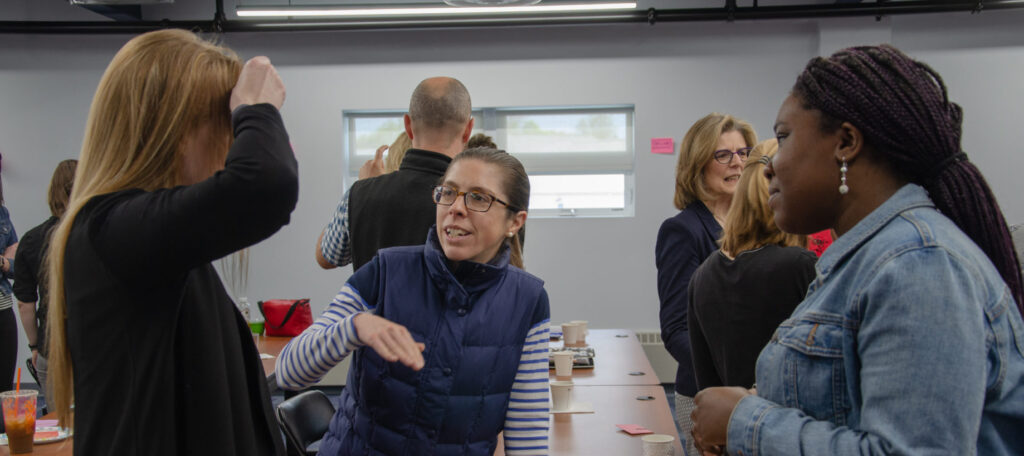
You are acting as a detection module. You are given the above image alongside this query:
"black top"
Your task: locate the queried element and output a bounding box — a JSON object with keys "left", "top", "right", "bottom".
{"left": 687, "top": 245, "right": 817, "bottom": 390}
{"left": 12, "top": 215, "right": 59, "bottom": 356}
{"left": 655, "top": 201, "right": 721, "bottom": 396}
{"left": 348, "top": 148, "right": 452, "bottom": 271}
{"left": 64, "top": 104, "right": 294, "bottom": 456}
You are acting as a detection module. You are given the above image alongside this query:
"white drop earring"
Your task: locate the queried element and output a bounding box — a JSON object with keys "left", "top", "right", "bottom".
{"left": 839, "top": 158, "right": 849, "bottom": 195}
{"left": 506, "top": 232, "right": 515, "bottom": 238}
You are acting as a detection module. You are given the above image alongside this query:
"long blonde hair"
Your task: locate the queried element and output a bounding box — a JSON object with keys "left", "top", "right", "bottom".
{"left": 719, "top": 139, "right": 806, "bottom": 257}
{"left": 45, "top": 29, "right": 241, "bottom": 427}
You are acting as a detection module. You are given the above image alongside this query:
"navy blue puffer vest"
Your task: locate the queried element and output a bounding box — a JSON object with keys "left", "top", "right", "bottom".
{"left": 319, "top": 229, "right": 547, "bottom": 456}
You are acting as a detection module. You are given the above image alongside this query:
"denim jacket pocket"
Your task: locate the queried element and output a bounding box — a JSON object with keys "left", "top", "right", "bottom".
{"left": 775, "top": 312, "right": 851, "bottom": 426}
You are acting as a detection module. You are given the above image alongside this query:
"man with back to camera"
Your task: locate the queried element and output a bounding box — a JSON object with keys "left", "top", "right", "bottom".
{"left": 316, "top": 77, "right": 474, "bottom": 271}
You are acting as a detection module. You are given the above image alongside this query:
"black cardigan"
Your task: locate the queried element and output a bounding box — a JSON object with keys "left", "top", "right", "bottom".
{"left": 63, "top": 104, "right": 294, "bottom": 455}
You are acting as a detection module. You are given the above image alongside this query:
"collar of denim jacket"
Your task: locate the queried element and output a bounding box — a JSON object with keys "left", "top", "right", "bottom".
{"left": 814, "top": 183, "right": 935, "bottom": 279}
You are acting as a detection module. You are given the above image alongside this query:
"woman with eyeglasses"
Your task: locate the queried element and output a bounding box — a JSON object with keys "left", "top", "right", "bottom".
{"left": 277, "top": 147, "right": 550, "bottom": 456}
{"left": 656, "top": 113, "right": 756, "bottom": 456}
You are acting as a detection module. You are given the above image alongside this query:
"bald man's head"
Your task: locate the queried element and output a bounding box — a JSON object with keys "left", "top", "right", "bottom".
{"left": 408, "top": 77, "right": 472, "bottom": 138}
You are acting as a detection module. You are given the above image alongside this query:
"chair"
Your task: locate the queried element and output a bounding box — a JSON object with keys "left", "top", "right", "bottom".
{"left": 24, "top": 358, "right": 47, "bottom": 415}
{"left": 276, "top": 390, "right": 336, "bottom": 456}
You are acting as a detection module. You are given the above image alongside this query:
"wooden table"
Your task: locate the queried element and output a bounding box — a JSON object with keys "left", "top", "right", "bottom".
{"left": 494, "top": 385, "right": 683, "bottom": 456}
{"left": 550, "top": 329, "right": 660, "bottom": 386}
{"left": 254, "top": 335, "right": 292, "bottom": 391}
{"left": 0, "top": 335, "right": 293, "bottom": 455}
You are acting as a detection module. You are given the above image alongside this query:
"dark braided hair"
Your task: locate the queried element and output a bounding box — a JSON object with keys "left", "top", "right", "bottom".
{"left": 792, "top": 44, "right": 1023, "bottom": 316}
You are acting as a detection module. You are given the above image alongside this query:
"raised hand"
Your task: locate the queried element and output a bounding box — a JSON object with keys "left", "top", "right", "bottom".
{"left": 230, "top": 56, "right": 286, "bottom": 111}
{"left": 359, "top": 144, "right": 388, "bottom": 179}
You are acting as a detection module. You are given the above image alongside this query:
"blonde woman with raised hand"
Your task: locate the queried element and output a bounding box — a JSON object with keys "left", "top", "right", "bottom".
{"left": 46, "top": 30, "right": 296, "bottom": 456}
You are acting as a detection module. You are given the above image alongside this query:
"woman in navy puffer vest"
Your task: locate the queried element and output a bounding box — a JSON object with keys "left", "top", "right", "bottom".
{"left": 278, "top": 148, "right": 552, "bottom": 456}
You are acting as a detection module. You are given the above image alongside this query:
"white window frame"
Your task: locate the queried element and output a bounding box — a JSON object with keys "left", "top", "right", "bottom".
{"left": 341, "top": 104, "right": 635, "bottom": 218}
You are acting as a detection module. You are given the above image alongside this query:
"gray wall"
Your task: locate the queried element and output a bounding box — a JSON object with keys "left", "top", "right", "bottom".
{"left": 2, "top": 11, "right": 1023, "bottom": 380}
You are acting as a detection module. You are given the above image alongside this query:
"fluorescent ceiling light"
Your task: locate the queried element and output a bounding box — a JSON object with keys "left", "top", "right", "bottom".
{"left": 236, "top": 2, "right": 637, "bottom": 18}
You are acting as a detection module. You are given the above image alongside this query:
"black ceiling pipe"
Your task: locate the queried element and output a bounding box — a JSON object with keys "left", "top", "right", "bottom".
{"left": 2, "top": 0, "right": 1022, "bottom": 34}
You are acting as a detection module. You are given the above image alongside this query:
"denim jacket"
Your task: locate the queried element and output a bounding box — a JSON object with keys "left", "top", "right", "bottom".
{"left": 0, "top": 206, "right": 17, "bottom": 295}
{"left": 727, "top": 184, "right": 1024, "bottom": 455}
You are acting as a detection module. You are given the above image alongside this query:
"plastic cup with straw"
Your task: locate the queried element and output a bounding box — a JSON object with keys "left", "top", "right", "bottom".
{"left": 2, "top": 367, "right": 38, "bottom": 454}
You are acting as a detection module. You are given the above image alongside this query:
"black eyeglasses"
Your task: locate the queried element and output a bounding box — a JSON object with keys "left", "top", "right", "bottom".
{"left": 433, "top": 185, "right": 520, "bottom": 213}
{"left": 712, "top": 147, "right": 752, "bottom": 164}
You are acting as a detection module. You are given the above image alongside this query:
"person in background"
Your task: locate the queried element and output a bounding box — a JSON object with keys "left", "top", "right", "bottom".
{"left": 0, "top": 155, "right": 19, "bottom": 412}
{"left": 655, "top": 113, "right": 756, "bottom": 456}
{"left": 466, "top": 132, "right": 497, "bottom": 149}
{"left": 317, "top": 77, "right": 475, "bottom": 271}
{"left": 13, "top": 159, "right": 77, "bottom": 400}
{"left": 359, "top": 131, "right": 413, "bottom": 180}
{"left": 687, "top": 139, "right": 815, "bottom": 391}
{"left": 692, "top": 44, "right": 1024, "bottom": 455}
{"left": 806, "top": 229, "right": 833, "bottom": 256}
{"left": 279, "top": 148, "right": 548, "bottom": 456}
{"left": 45, "top": 30, "right": 295, "bottom": 455}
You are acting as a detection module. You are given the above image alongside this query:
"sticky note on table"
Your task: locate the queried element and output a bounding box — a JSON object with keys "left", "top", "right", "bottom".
{"left": 651, "top": 138, "right": 674, "bottom": 154}
{"left": 616, "top": 424, "right": 654, "bottom": 435}
{"left": 36, "top": 420, "right": 58, "bottom": 428}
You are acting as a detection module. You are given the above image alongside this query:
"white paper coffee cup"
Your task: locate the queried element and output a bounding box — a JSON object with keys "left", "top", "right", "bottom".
{"left": 562, "top": 322, "right": 581, "bottom": 345}
{"left": 642, "top": 434, "right": 675, "bottom": 456}
{"left": 550, "top": 380, "right": 574, "bottom": 411}
{"left": 552, "top": 350, "right": 574, "bottom": 377}
{"left": 570, "top": 320, "right": 588, "bottom": 342}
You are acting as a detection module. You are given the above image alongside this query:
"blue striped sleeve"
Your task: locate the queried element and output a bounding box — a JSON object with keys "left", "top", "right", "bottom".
{"left": 504, "top": 319, "right": 550, "bottom": 456}
{"left": 320, "top": 187, "right": 353, "bottom": 267}
{"left": 276, "top": 284, "right": 370, "bottom": 390}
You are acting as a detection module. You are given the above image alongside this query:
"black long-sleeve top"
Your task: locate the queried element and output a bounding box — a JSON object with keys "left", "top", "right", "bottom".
{"left": 64, "top": 104, "right": 295, "bottom": 456}
{"left": 655, "top": 201, "right": 721, "bottom": 396}
{"left": 687, "top": 245, "right": 817, "bottom": 390}
{"left": 12, "top": 215, "right": 60, "bottom": 356}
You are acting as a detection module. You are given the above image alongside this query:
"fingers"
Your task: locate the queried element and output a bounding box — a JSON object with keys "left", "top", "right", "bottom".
{"left": 358, "top": 159, "right": 376, "bottom": 179}
{"left": 378, "top": 327, "right": 424, "bottom": 370}
{"left": 354, "top": 314, "right": 425, "bottom": 371}
{"left": 230, "top": 56, "right": 286, "bottom": 111}
{"left": 375, "top": 145, "right": 388, "bottom": 162}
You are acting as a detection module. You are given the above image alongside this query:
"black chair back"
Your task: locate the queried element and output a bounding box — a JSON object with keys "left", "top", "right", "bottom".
{"left": 276, "top": 390, "right": 336, "bottom": 456}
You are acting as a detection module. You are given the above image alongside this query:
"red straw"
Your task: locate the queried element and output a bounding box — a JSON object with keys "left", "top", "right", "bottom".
{"left": 16, "top": 367, "right": 20, "bottom": 393}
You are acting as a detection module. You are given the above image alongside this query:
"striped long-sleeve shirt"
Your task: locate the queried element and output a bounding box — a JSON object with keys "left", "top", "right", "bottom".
{"left": 276, "top": 284, "right": 551, "bottom": 456}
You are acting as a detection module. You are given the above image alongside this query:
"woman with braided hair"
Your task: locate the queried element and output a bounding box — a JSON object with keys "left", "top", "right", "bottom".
{"left": 690, "top": 44, "right": 1024, "bottom": 455}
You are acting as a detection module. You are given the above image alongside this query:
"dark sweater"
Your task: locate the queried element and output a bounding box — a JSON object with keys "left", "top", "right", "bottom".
{"left": 64, "top": 104, "right": 294, "bottom": 456}
{"left": 687, "top": 245, "right": 817, "bottom": 390}
{"left": 348, "top": 148, "right": 452, "bottom": 271}
{"left": 12, "top": 215, "right": 59, "bottom": 356}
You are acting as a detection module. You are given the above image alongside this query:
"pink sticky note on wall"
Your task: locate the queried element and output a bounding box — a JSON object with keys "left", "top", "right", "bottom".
{"left": 651, "top": 138, "right": 674, "bottom": 154}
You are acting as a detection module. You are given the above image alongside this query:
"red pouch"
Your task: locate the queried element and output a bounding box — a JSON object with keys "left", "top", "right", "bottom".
{"left": 257, "top": 299, "right": 313, "bottom": 337}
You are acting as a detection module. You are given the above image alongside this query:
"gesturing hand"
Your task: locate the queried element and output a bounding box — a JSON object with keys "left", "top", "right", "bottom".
{"left": 358, "top": 144, "right": 388, "bottom": 179}
{"left": 691, "top": 387, "right": 752, "bottom": 455}
{"left": 352, "top": 313, "right": 426, "bottom": 370}
{"left": 230, "top": 56, "right": 286, "bottom": 111}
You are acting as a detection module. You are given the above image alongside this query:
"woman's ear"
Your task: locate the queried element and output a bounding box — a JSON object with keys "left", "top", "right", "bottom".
{"left": 507, "top": 210, "right": 527, "bottom": 237}
{"left": 834, "top": 121, "right": 865, "bottom": 162}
